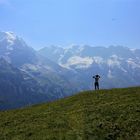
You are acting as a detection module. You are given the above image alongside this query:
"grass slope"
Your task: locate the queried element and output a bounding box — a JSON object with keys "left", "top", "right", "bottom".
{"left": 0, "top": 87, "right": 140, "bottom": 140}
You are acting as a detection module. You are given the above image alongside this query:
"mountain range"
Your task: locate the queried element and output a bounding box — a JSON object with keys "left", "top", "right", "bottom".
{"left": 0, "top": 31, "right": 140, "bottom": 110}
{"left": 39, "top": 45, "right": 140, "bottom": 89}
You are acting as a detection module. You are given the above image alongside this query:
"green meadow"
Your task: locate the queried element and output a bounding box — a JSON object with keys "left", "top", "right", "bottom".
{"left": 0, "top": 87, "right": 140, "bottom": 140}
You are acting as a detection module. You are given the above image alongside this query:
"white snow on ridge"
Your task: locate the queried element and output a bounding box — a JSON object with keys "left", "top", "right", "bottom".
{"left": 93, "top": 56, "right": 104, "bottom": 64}
{"left": 5, "top": 32, "right": 16, "bottom": 48}
{"left": 61, "top": 56, "right": 93, "bottom": 69}
{"left": 0, "top": 31, "right": 16, "bottom": 45}
{"left": 130, "top": 48, "right": 137, "bottom": 52}
{"left": 107, "top": 59, "right": 120, "bottom": 66}
{"left": 0, "top": 31, "right": 17, "bottom": 51}
{"left": 127, "top": 58, "right": 140, "bottom": 69}
{"left": 58, "top": 54, "right": 127, "bottom": 70}
{"left": 5, "top": 32, "right": 16, "bottom": 41}
{"left": 107, "top": 55, "right": 121, "bottom": 66}
{"left": 110, "top": 54, "right": 123, "bottom": 60}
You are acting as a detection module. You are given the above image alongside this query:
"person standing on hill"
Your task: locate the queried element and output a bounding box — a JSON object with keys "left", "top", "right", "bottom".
{"left": 93, "top": 75, "right": 100, "bottom": 90}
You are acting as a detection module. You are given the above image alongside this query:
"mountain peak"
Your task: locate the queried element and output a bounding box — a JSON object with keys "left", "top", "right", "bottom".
{"left": 0, "top": 31, "right": 28, "bottom": 53}
{"left": 0, "top": 31, "right": 17, "bottom": 45}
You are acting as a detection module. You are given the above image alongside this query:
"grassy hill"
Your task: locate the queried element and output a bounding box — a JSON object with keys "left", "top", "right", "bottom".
{"left": 0, "top": 87, "right": 140, "bottom": 140}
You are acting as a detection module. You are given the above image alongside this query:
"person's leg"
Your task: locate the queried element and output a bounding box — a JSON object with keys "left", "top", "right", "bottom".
{"left": 94, "top": 82, "right": 96, "bottom": 90}
{"left": 97, "top": 82, "right": 99, "bottom": 90}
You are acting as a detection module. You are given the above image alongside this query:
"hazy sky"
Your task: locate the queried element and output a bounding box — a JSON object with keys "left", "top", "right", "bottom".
{"left": 0, "top": 0, "right": 140, "bottom": 49}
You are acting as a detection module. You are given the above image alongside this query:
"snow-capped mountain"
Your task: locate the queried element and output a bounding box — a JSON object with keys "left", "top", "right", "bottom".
{"left": 1, "top": 31, "right": 140, "bottom": 109}
{"left": 0, "top": 31, "right": 78, "bottom": 110}
{"left": 39, "top": 45, "right": 140, "bottom": 89}
{"left": 0, "top": 31, "right": 37, "bottom": 66}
